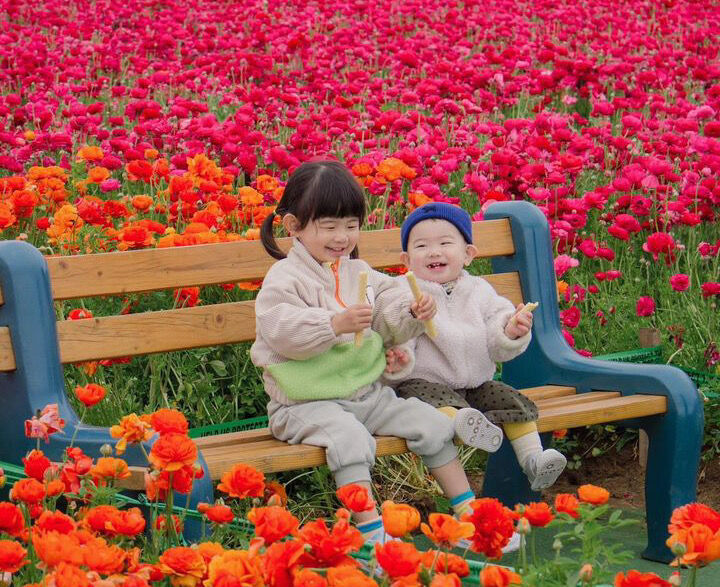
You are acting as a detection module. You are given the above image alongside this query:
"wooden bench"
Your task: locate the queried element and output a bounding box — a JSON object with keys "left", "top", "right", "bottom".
{"left": 0, "top": 201, "right": 702, "bottom": 562}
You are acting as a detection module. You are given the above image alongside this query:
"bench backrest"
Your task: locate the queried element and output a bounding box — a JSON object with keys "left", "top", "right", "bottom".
{"left": 0, "top": 220, "right": 524, "bottom": 369}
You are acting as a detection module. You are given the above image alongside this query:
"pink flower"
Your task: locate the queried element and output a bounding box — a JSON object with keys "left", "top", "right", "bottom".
{"left": 702, "top": 283, "right": 720, "bottom": 298}
{"left": 554, "top": 254, "right": 579, "bottom": 278}
{"left": 642, "top": 232, "right": 676, "bottom": 264}
{"left": 24, "top": 404, "right": 65, "bottom": 443}
{"left": 636, "top": 297, "right": 656, "bottom": 317}
{"left": 560, "top": 306, "right": 581, "bottom": 329}
{"left": 669, "top": 274, "right": 690, "bottom": 292}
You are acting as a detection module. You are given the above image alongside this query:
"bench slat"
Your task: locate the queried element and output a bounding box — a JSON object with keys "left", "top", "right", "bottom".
{"left": 0, "top": 326, "right": 15, "bottom": 371}
{"left": 47, "top": 220, "right": 514, "bottom": 300}
{"left": 535, "top": 391, "right": 620, "bottom": 409}
{"left": 536, "top": 394, "right": 667, "bottom": 433}
{"left": 520, "top": 385, "right": 576, "bottom": 401}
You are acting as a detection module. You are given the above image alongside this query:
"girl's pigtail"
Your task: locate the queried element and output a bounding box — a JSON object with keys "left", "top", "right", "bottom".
{"left": 260, "top": 211, "right": 286, "bottom": 260}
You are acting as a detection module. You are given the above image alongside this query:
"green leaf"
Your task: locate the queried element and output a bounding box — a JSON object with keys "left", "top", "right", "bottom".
{"left": 209, "top": 360, "right": 228, "bottom": 376}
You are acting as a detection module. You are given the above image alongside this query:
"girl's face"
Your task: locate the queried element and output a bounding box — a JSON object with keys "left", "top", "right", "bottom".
{"left": 284, "top": 215, "right": 361, "bottom": 263}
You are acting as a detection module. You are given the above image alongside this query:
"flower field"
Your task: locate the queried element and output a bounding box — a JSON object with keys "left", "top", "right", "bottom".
{"left": 1, "top": 0, "right": 720, "bottom": 583}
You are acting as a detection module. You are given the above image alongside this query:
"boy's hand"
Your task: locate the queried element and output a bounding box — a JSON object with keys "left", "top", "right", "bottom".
{"left": 505, "top": 303, "right": 534, "bottom": 339}
{"left": 410, "top": 294, "right": 436, "bottom": 322}
{"left": 385, "top": 347, "right": 410, "bottom": 374}
{"left": 332, "top": 304, "right": 373, "bottom": 335}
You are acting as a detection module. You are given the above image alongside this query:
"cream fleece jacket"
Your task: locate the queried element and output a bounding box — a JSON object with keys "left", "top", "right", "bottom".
{"left": 250, "top": 239, "right": 425, "bottom": 405}
{"left": 384, "top": 270, "right": 531, "bottom": 389}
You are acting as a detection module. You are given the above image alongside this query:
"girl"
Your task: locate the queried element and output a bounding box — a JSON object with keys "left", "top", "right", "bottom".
{"left": 251, "top": 161, "right": 479, "bottom": 545}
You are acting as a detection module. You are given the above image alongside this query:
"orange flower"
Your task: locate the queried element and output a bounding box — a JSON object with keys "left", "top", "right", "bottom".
{"left": 11, "top": 477, "right": 45, "bottom": 503}
{"left": 197, "top": 502, "right": 234, "bottom": 525}
{"left": 479, "top": 565, "right": 523, "bottom": 586}
{"left": 377, "top": 157, "right": 416, "bottom": 182}
{"left": 150, "top": 408, "right": 189, "bottom": 436}
{"left": 238, "top": 186, "right": 264, "bottom": 206}
{"left": 667, "top": 523, "right": 720, "bottom": 567}
{"left": 0, "top": 539, "right": 28, "bottom": 573}
{"left": 298, "top": 514, "right": 364, "bottom": 567}
{"left": 293, "top": 568, "right": 328, "bottom": 587}
{"left": 195, "top": 541, "right": 225, "bottom": 566}
{"left": 0, "top": 502, "right": 26, "bottom": 537}
{"left": 336, "top": 484, "right": 375, "bottom": 513}
{"left": 351, "top": 162, "right": 374, "bottom": 177}
{"left": 87, "top": 166, "right": 110, "bottom": 183}
{"left": 554, "top": 493, "right": 580, "bottom": 518}
{"left": 381, "top": 501, "right": 421, "bottom": 538}
{"left": 75, "top": 383, "right": 107, "bottom": 408}
{"left": 110, "top": 413, "right": 153, "bottom": 455}
{"left": 669, "top": 503, "right": 720, "bottom": 534}
{"left": 205, "top": 549, "right": 264, "bottom": 587}
{"left": 256, "top": 174, "right": 280, "bottom": 194}
{"left": 83, "top": 537, "right": 126, "bottom": 575}
{"left": 264, "top": 480, "right": 288, "bottom": 507}
{"left": 174, "top": 286, "right": 201, "bottom": 308}
{"left": 263, "top": 539, "right": 305, "bottom": 586}
{"left": 45, "top": 478, "right": 65, "bottom": 498}
{"left": 131, "top": 194, "right": 154, "bottom": 211}
{"left": 429, "top": 573, "right": 462, "bottom": 587}
{"left": 247, "top": 505, "right": 299, "bottom": 545}
{"left": 35, "top": 510, "right": 76, "bottom": 534}
{"left": 421, "top": 513, "right": 474, "bottom": 547}
{"left": 90, "top": 457, "right": 131, "bottom": 482}
{"left": 375, "top": 540, "right": 421, "bottom": 578}
{"left": 126, "top": 160, "right": 154, "bottom": 182}
{"left": 148, "top": 433, "right": 198, "bottom": 472}
{"left": 155, "top": 514, "right": 183, "bottom": 535}
{"left": 614, "top": 570, "right": 671, "bottom": 586}
{"left": 32, "top": 530, "right": 84, "bottom": 567}
{"left": 519, "top": 502, "right": 554, "bottom": 527}
{"left": 158, "top": 546, "right": 206, "bottom": 586}
{"left": 77, "top": 146, "right": 104, "bottom": 163}
{"left": 420, "top": 551, "right": 469, "bottom": 577}
{"left": 578, "top": 484, "right": 610, "bottom": 505}
{"left": 326, "top": 565, "right": 378, "bottom": 586}
{"left": 217, "top": 463, "right": 265, "bottom": 499}
{"left": 46, "top": 561, "right": 91, "bottom": 587}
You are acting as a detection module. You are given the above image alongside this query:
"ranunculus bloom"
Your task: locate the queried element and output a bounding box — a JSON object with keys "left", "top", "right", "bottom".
{"left": 326, "top": 565, "right": 378, "bottom": 586}
{"left": 669, "top": 503, "right": 720, "bottom": 534}
{"left": 150, "top": 408, "right": 189, "bottom": 436}
{"left": 381, "top": 501, "right": 421, "bottom": 538}
{"left": 520, "top": 502, "right": 554, "bottom": 527}
{"left": 0, "top": 502, "right": 26, "bottom": 537}
{"left": 702, "top": 282, "right": 720, "bottom": 298}
{"left": 636, "top": 296, "right": 656, "bottom": 317}
{"left": 554, "top": 493, "right": 580, "bottom": 518}
{"left": 429, "top": 573, "right": 462, "bottom": 587}
{"left": 84, "top": 538, "right": 126, "bottom": 575}
{"left": 217, "top": 463, "right": 265, "bottom": 499}
{"left": 198, "top": 502, "right": 234, "bottom": 525}
{"left": 642, "top": 232, "right": 676, "bottom": 262}
{"left": 90, "top": 457, "right": 132, "bottom": 483}
{"left": 553, "top": 254, "right": 579, "bottom": 278}
{"left": 148, "top": 433, "right": 198, "bottom": 472}
{"left": 667, "top": 523, "right": 720, "bottom": 567}
{"left": 479, "top": 564, "right": 522, "bottom": 586}
{"left": 205, "top": 549, "right": 264, "bottom": 587}
{"left": 464, "top": 498, "right": 517, "bottom": 559}
{"left": 35, "top": 510, "right": 76, "bottom": 534}
{"left": 264, "top": 540, "right": 305, "bottom": 587}
{"left": 247, "top": 505, "right": 299, "bottom": 545}
{"left": 158, "top": 546, "right": 207, "bottom": 586}
{"left": 560, "top": 306, "right": 581, "bottom": 329}
{"left": 298, "top": 513, "right": 364, "bottom": 568}
{"left": 11, "top": 477, "right": 45, "bottom": 503}
{"left": 0, "top": 539, "right": 28, "bottom": 573}
{"left": 23, "top": 449, "right": 52, "bottom": 481}
{"left": 293, "top": 568, "right": 328, "bottom": 587}
{"left": 110, "top": 413, "right": 153, "bottom": 455}
{"left": 32, "top": 530, "right": 84, "bottom": 567}
{"left": 420, "top": 550, "right": 469, "bottom": 577}
{"left": 336, "top": 483, "right": 375, "bottom": 512}
{"left": 669, "top": 274, "right": 690, "bottom": 292}
{"left": 375, "top": 540, "right": 421, "bottom": 578}
{"left": 420, "top": 513, "right": 474, "bottom": 547}
{"left": 614, "top": 569, "right": 671, "bottom": 586}
{"left": 74, "top": 383, "right": 107, "bottom": 407}
{"left": 578, "top": 484, "right": 610, "bottom": 505}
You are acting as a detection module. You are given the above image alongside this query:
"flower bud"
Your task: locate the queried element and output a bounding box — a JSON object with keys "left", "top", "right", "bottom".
{"left": 669, "top": 572, "right": 682, "bottom": 586}
{"left": 516, "top": 517, "right": 531, "bottom": 535}
{"left": 100, "top": 443, "right": 113, "bottom": 457}
{"left": 670, "top": 540, "right": 687, "bottom": 557}
{"left": 579, "top": 563, "right": 593, "bottom": 582}
{"left": 552, "top": 538, "right": 563, "bottom": 552}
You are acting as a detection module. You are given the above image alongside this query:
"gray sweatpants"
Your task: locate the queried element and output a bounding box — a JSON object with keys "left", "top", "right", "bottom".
{"left": 267, "top": 383, "right": 458, "bottom": 486}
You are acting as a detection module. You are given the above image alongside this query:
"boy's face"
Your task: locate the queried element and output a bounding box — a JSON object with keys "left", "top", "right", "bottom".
{"left": 401, "top": 219, "right": 477, "bottom": 284}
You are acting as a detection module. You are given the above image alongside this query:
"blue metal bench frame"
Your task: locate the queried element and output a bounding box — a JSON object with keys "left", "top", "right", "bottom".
{"left": 0, "top": 200, "right": 702, "bottom": 560}
{"left": 481, "top": 201, "right": 703, "bottom": 563}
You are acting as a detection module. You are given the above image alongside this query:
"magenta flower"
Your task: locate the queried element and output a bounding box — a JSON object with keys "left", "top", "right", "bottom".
{"left": 636, "top": 297, "right": 656, "bottom": 317}
{"left": 554, "top": 254, "right": 579, "bottom": 278}
{"left": 669, "top": 274, "right": 690, "bottom": 292}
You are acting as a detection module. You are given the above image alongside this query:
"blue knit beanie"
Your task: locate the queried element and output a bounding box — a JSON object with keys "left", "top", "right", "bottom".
{"left": 401, "top": 202, "right": 473, "bottom": 251}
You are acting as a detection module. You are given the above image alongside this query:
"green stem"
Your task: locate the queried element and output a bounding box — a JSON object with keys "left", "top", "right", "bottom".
{"left": 68, "top": 406, "right": 86, "bottom": 449}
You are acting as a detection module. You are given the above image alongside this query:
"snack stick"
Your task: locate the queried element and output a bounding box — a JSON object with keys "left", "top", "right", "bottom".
{"left": 355, "top": 271, "right": 368, "bottom": 347}
{"left": 510, "top": 301, "right": 539, "bottom": 325}
{"left": 406, "top": 271, "right": 437, "bottom": 338}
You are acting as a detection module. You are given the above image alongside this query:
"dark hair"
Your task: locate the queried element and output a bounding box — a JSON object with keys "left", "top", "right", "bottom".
{"left": 260, "top": 161, "right": 367, "bottom": 260}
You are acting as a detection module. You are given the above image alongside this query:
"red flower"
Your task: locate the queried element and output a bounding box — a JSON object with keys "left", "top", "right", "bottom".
{"left": 298, "top": 512, "right": 364, "bottom": 567}
{"left": 463, "top": 498, "right": 517, "bottom": 559}
{"left": 669, "top": 274, "right": 690, "bottom": 292}
{"left": 642, "top": 232, "right": 675, "bottom": 263}
{"left": 74, "top": 383, "right": 107, "bottom": 407}
{"left": 174, "top": 287, "right": 201, "bottom": 307}
{"left": 669, "top": 503, "right": 720, "bottom": 534}
{"left": 11, "top": 478, "right": 45, "bottom": 504}
{"left": 614, "top": 569, "right": 671, "bottom": 586}
{"left": 519, "top": 502, "right": 554, "bottom": 527}
{"left": 336, "top": 484, "right": 375, "bottom": 512}
{"left": 636, "top": 296, "right": 656, "bottom": 317}
{"left": 0, "top": 502, "right": 25, "bottom": 537}
{"left": 217, "top": 463, "right": 265, "bottom": 499}
{"left": 554, "top": 493, "right": 580, "bottom": 518}
{"left": 23, "top": 449, "right": 52, "bottom": 481}
{"left": 375, "top": 540, "right": 421, "bottom": 578}
{"left": 197, "top": 502, "right": 234, "bottom": 525}
{"left": 701, "top": 282, "right": 720, "bottom": 298}
{"left": 560, "top": 306, "right": 581, "bottom": 329}
{"left": 247, "top": 505, "right": 299, "bottom": 545}
{"left": 150, "top": 408, "right": 189, "bottom": 436}
{"left": 0, "top": 540, "right": 28, "bottom": 574}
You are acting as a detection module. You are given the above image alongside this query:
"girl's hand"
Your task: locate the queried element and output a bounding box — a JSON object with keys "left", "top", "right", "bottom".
{"left": 411, "top": 294, "right": 436, "bottom": 322}
{"left": 385, "top": 347, "right": 409, "bottom": 374}
{"left": 505, "top": 303, "right": 533, "bottom": 339}
{"left": 332, "top": 304, "right": 373, "bottom": 335}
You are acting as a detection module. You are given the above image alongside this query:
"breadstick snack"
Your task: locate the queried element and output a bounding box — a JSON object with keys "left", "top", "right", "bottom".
{"left": 354, "top": 271, "right": 368, "bottom": 347}
{"left": 406, "top": 271, "right": 437, "bottom": 338}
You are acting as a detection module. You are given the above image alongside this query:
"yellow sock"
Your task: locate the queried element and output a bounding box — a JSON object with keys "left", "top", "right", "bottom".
{"left": 438, "top": 406, "right": 458, "bottom": 418}
{"left": 503, "top": 421, "right": 537, "bottom": 441}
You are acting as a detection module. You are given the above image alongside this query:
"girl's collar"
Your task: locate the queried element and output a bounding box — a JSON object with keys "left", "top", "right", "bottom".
{"left": 288, "top": 238, "right": 350, "bottom": 279}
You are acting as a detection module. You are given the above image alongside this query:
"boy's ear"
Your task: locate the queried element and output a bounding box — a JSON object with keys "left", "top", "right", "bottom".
{"left": 282, "top": 213, "right": 300, "bottom": 235}
{"left": 400, "top": 252, "right": 410, "bottom": 268}
{"left": 464, "top": 244, "right": 479, "bottom": 265}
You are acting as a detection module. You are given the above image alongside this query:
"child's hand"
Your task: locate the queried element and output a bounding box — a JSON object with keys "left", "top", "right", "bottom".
{"left": 332, "top": 304, "right": 373, "bottom": 335}
{"left": 410, "top": 294, "right": 436, "bottom": 322}
{"left": 385, "top": 347, "right": 410, "bottom": 374}
{"left": 505, "top": 303, "right": 534, "bottom": 339}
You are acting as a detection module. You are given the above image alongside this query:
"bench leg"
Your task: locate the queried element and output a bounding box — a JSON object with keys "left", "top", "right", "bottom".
{"left": 182, "top": 461, "right": 215, "bottom": 542}
{"left": 480, "top": 438, "right": 539, "bottom": 508}
{"left": 642, "top": 414, "right": 701, "bottom": 563}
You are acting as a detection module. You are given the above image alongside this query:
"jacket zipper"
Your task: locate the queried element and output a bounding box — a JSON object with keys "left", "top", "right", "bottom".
{"left": 330, "top": 259, "right": 348, "bottom": 308}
